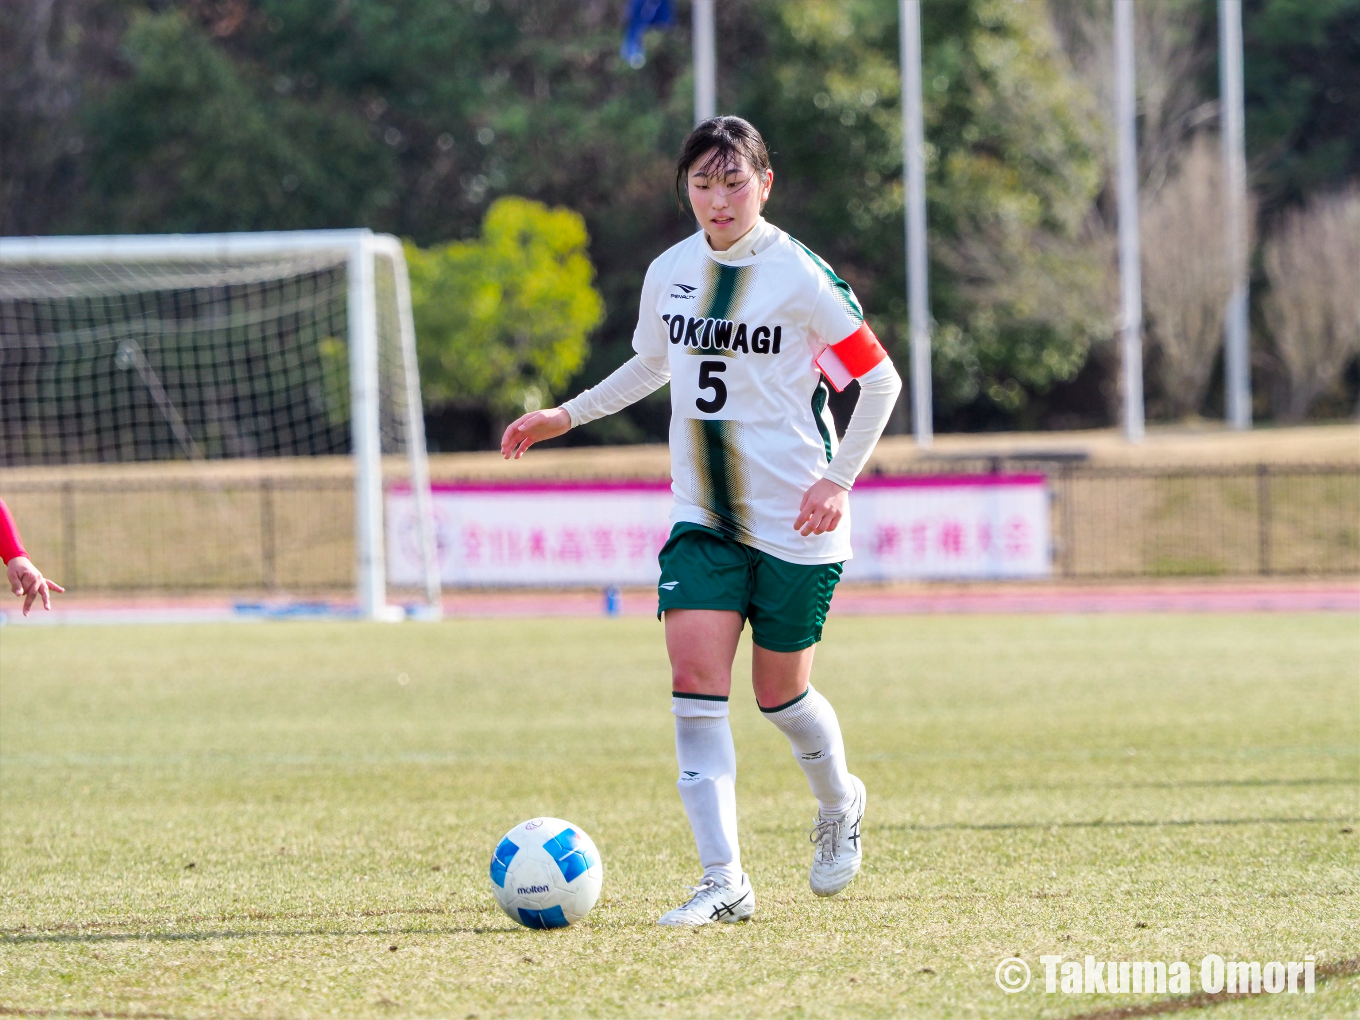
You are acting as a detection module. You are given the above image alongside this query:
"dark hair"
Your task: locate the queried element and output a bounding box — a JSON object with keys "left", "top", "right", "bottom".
{"left": 675, "top": 116, "right": 772, "bottom": 210}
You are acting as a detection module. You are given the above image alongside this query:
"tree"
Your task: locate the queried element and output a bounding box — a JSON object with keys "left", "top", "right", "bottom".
{"left": 1140, "top": 134, "right": 1247, "bottom": 419}
{"left": 406, "top": 196, "right": 604, "bottom": 439}
{"left": 240, "top": 0, "right": 693, "bottom": 443}
{"left": 1049, "top": 0, "right": 1219, "bottom": 424}
{"left": 924, "top": 0, "right": 1110, "bottom": 421}
{"left": 1050, "top": 0, "right": 1215, "bottom": 192}
{"left": 729, "top": 0, "right": 1110, "bottom": 427}
{"left": 1262, "top": 186, "right": 1360, "bottom": 420}
{"left": 74, "top": 10, "right": 396, "bottom": 233}
{"left": 1, "top": 0, "right": 84, "bottom": 236}
{"left": 1241, "top": 0, "right": 1360, "bottom": 218}
{"left": 12, "top": 0, "right": 1353, "bottom": 438}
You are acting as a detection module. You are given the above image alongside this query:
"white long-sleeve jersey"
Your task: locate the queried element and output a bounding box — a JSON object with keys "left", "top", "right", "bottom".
{"left": 563, "top": 220, "right": 901, "bottom": 565}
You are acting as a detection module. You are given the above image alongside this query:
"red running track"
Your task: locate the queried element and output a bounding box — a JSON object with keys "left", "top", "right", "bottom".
{"left": 828, "top": 583, "right": 1360, "bottom": 615}
{"left": 3, "top": 580, "right": 1356, "bottom": 625}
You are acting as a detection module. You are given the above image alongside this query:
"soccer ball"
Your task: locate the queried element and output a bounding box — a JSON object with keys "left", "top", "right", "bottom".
{"left": 490, "top": 817, "right": 603, "bottom": 929}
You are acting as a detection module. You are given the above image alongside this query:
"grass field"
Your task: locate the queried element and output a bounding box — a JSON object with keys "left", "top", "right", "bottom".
{"left": 1, "top": 614, "right": 1356, "bottom": 1019}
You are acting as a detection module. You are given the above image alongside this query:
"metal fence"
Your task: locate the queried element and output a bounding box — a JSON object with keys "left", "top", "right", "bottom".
{"left": 2, "top": 464, "right": 1356, "bottom": 590}
{"left": 1050, "top": 464, "right": 1359, "bottom": 577}
{"left": 4, "top": 476, "right": 355, "bottom": 592}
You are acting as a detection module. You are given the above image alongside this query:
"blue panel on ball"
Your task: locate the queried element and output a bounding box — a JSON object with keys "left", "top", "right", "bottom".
{"left": 517, "top": 905, "right": 569, "bottom": 929}
{"left": 489, "top": 837, "right": 519, "bottom": 888}
{"left": 542, "top": 827, "right": 596, "bottom": 884}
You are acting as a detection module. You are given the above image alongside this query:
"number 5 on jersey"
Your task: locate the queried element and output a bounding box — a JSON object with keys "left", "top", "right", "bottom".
{"left": 696, "top": 360, "right": 727, "bottom": 413}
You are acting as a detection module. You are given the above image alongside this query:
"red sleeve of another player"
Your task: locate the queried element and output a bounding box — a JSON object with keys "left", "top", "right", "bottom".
{"left": 830, "top": 322, "right": 888, "bottom": 378}
{"left": 0, "top": 498, "right": 27, "bottom": 564}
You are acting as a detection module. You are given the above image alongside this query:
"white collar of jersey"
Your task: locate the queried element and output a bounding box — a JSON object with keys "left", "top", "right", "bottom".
{"left": 704, "top": 216, "right": 777, "bottom": 264}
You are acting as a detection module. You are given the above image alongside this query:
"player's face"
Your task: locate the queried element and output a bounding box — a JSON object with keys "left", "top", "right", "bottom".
{"left": 687, "top": 151, "right": 773, "bottom": 252}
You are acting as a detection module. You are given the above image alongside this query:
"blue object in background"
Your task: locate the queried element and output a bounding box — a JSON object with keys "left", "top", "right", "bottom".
{"left": 621, "top": 0, "right": 672, "bottom": 68}
{"left": 604, "top": 585, "right": 622, "bottom": 616}
{"left": 233, "top": 601, "right": 357, "bottom": 620}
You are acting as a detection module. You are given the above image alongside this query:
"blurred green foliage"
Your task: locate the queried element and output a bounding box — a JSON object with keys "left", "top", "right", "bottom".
{"left": 1238, "top": 0, "right": 1360, "bottom": 217}
{"left": 736, "top": 0, "right": 1108, "bottom": 420}
{"left": 426, "top": 0, "right": 1114, "bottom": 430}
{"left": 78, "top": 10, "right": 395, "bottom": 231}
{"left": 4, "top": 0, "right": 1355, "bottom": 442}
{"left": 406, "top": 197, "right": 603, "bottom": 433}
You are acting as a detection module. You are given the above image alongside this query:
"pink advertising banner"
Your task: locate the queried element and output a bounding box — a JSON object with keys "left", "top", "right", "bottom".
{"left": 386, "top": 475, "right": 1050, "bottom": 587}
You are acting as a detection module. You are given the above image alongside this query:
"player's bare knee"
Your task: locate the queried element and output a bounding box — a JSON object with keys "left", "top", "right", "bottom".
{"left": 671, "top": 663, "right": 731, "bottom": 697}
{"left": 752, "top": 676, "right": 806, "bottom": 711}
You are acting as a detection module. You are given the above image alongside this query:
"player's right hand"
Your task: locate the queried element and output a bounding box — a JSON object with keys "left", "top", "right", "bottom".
{"left": 6, "top": 555, "right": 64, "bottom": 616}
{"left": 501, "top": 407, "right": 572, "bottom": 460}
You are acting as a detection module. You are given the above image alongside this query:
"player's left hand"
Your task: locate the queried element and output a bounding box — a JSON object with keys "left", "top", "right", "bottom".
{"left": 6, "top": 556, "right": 64, "bottom": 616}
{"left": 795, "top": 478, "right": 849, "bottom": 536}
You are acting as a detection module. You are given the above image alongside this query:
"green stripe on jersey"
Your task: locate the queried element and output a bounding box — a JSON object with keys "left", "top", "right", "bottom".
{"left": 810, "top": 379, "right": 833, "bottom": 463}
{"left": 701, "top": 262, "right": 754, "bottom": 322}
{"left": 689, "top": 418, "right": 753, "bottom": 542}
{"left": 790, "top": 237, "right": 863, "bottom": 324}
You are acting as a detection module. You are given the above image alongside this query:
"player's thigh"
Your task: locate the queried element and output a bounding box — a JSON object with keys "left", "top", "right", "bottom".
{"left": 665, "top": 608, "right": 744, "bottom": 697}
{"left": 656, "top": 523, "right": 753, "bottom": 698}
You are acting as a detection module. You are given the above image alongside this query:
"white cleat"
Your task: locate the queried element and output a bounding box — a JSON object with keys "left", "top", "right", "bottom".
{"left": 657, "top": 873, "right": 755, "bottom": 926}
{"left": 809, "top": 774, "right": 866, "bottom": 896}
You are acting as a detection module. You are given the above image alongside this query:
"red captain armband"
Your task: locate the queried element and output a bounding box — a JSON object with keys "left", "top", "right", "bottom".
{"left": 814, "top": 322, "right": 888, "bottom": 392}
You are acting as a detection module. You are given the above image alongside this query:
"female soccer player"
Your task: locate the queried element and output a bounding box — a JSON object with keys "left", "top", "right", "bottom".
{"left": 1, "top": 497, "right": 63, "bottom": 615}
{"left": 501, "top": 116, "right": 902, "bottom": 926}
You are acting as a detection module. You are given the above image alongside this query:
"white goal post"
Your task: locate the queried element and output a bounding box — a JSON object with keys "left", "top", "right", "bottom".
{"left": 0, "top": 229, "right": 441, "bottom": 621}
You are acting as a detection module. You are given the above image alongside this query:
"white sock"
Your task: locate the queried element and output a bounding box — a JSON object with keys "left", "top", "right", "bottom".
{"left": 672, "top": 694, "right": 742, "bottom": 888}
{"left": 760, "top": 685, "right": 854, "bottom": 816}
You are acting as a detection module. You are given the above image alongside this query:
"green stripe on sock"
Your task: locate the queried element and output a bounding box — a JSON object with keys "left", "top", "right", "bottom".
{"left": 673, "top": 691, "right": 730, "bottom": 702}
{"left": 758, "top": 688, "right": 810, "bottom": 714}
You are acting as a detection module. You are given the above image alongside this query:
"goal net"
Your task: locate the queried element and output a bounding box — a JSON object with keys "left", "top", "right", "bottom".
{"left": 0, "top": 230, "right": 440, "bottom": 620}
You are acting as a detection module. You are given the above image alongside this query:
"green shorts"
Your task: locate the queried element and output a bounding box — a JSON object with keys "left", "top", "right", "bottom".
{"left": 656, "top": 523, "right": 844, "bottom": 652}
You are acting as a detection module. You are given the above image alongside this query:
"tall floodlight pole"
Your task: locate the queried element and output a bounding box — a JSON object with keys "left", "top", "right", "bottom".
{"left": 693, "top": 0, "right": 716, "bottom": 124}
{"left": 1219, "top": 0, "right": 1251, "bottom": 429}
{"left": 899, "top": 0, "right": 932, "bottom": 446}
{"left": 1114, "top": 0, "right": 1145, "bottom": 443}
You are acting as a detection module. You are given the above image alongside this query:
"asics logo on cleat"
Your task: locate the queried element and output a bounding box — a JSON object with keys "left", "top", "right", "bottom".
{"left": 710, "top": 898, "right": 744, "bottom": 921}
{"left": 657, "top": 875, "right": 755, "bottom": 925}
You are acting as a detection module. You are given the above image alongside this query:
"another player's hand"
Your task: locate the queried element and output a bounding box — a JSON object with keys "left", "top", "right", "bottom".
{"left": 6, "top": 556, "right": 63, "bottom": 616}
{"left": 501, "top": 407, "right": 572, "bottom": 460}
{"left": 795, "top": 478, "right": 849, "bottom": 536}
